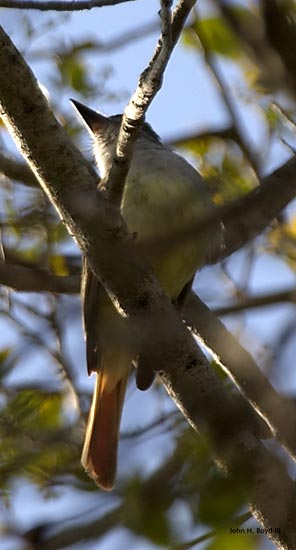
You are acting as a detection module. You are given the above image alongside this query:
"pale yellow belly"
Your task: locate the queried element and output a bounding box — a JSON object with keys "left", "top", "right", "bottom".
{"left": 121, "top": 166, "right": 210, "bottom": 300}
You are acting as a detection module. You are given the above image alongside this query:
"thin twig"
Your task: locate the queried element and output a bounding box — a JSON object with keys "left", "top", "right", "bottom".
{"left": 166, "top": 125, "right": 238, "bottom": 146}
{"left": 29, "top": 445, "right": 185, "bottom": 549}
{"left": 192, "top": 7, "right": 260, "bottom": 175}
{"left": 0, "top": 0, "right": 137, "bottom": 11}
{"left": 121, "top": 409, "right": 180, "bottom": 439}
{"left": 168, "top": 512, "right": 252, "bottom": 550}
{"left": 98, "top": 20, "right": 159, "bottom": 52}
{"left": 215, "top": 286, "right": 296, "bottom": 316}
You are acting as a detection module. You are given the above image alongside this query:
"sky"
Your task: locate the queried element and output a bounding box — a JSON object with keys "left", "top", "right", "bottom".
{"left": 2, "top": 0, "right": 228, "bottom": 136}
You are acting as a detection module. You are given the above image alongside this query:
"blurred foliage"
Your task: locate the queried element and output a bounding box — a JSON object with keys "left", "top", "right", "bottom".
{"left": 266, "top": 216, "right": 296, "bottom": 270}
{"left": 207, "top": 532, "right": 259, "bottom": 550}
{"left": 0, "top": 388, "right": 72, "bottom": 490}
{"left": 123, "top": 475, "right": 172, "bottom": 545}
{"left": 1, "top": 1, "right": 296, "bottom": 549}
{"left": 183, "top": 14, "right": 241, "bottom": 59}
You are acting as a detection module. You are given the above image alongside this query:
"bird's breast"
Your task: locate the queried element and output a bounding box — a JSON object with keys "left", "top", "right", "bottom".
{"left": 121, "top": 152, "right": 211, "bottom": 299}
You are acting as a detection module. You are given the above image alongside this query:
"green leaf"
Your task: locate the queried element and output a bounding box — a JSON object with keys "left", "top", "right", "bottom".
{"left": 58, "top": 54, "right": 91, "bottom": 93}
{"left": 50, "top": 254, "right": 69, "bottom": 276}
{"left": 193, "top": 17, "right": 240, "bottom": 59}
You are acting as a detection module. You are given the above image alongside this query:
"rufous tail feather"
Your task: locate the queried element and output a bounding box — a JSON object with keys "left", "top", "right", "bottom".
{"left": 81, "top": 368, "right": 129, "bottom": 490}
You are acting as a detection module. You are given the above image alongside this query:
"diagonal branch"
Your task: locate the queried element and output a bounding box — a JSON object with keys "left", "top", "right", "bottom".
{"left": 1, "top": 254, "right": 295, "bottom": 466}
{"left": 168, "top": 512, "right": 252, "bottom": 550}
{"left": 137, "top": 157, "right": 296, "bottom": 264}
{"left": 192, "top": 7, "right": 260, "bottom": 174}
{"left": 1, "top": 147, "right": 296, "bottom": 265}
{"left": 184, "top": 292, "right": 296, "bottom": 461}
{"left": 107, "top": 0, "right": 195, "bottom": 205}
{"left": 1, "top": 24, "right": 296, "bottom": 548}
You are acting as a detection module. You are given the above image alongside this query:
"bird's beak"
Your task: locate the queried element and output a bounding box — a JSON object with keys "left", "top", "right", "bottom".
{"left": 70, "top": 99, "right": 108, "bottom": 133}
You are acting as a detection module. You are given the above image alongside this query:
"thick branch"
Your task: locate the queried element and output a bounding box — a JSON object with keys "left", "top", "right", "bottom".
{"left": 184, "top": 292, "right": 296, "bottom": 461}
{"left": 221, "top": 159, "right": 296, "bottom": 259}
{"left": 138, "top": 160, "right": 296, "bottom": 264}
{"left": 1, "top": 25, "right": 296, "bottom": 547}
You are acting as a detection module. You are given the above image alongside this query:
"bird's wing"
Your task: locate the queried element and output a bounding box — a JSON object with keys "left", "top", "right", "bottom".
{"left": 81, "top": 256, "right": 104, "bottom": 375}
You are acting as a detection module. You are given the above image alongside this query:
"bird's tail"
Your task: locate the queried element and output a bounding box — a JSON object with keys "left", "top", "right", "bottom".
{"left": 81, "top": 365, "right": 130, "bottom": 490}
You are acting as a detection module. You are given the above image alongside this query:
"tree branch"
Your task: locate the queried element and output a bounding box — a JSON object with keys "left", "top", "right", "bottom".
{"left": 184, "top": 292, "right": 296, "bottom": 462}
{"left": 137, "top": 157, "right": 296, "bottom": 264}
{"left": 1, "top": 254, "right": 295, "bottom": 463}
{"left": 1, "top": 255, "right": 294, "bottom": 468}
{"left": 220, "top": 158, "right": 296, "bottom": 259}
{"left": 193, "top": 8, "right": 260, "bottom": 174}
{"left": 214, "top": 286, "right": 296, "bottom": 315}
{"left": 0, "top": 260, "right": 80, "bottom": 293}
{"left": 1, "top": 24, "right": 296, "bottom": 547}
{"left": 0, "top": 152, "right": 39, "bottom": 187}
{"left": 97, "top": 20, "right": 159, "bottom": 52}
{"left": 0, "top": 0, "right": 137, "bottom": 11}
{"left": 2, "top": 148, "right": 296, "bottom": 270}
{"left": 107, "top": 0, "right": 197, "bottom": 206}
{"left": 107, "top": 0, "right": 175, "bottom": 205}
{"left": 168, "top": 512, "right": 252, "bottom": 550}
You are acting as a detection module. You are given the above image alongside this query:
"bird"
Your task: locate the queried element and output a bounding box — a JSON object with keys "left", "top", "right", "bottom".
{"left": 71, "top": 99, "right": 216, "bottom": 490}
